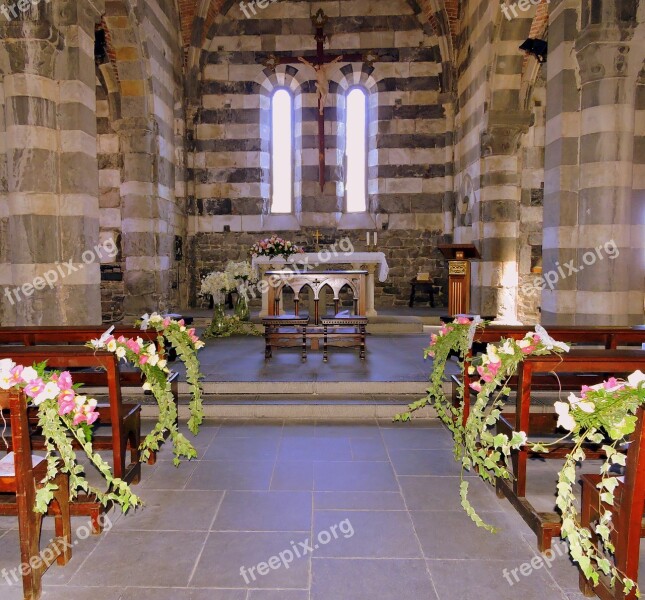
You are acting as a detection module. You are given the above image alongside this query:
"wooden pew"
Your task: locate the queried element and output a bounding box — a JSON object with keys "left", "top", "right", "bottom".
{"left": 578, "top": 407, "right": 645, "bottom": 600}
{"left": 0, "top": 346, "right": 141, "bottom": 533}
{"left": 453, "top": 326, "right": 645, "bottom": 422}
{"left": 495, "top": 349, "right": 645, "bottom": 551}
{"left": 0, "top": 390, "right": 72, "bottom": 600}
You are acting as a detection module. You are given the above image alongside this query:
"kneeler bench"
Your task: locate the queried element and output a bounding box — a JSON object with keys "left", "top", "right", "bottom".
{"left": 263, "top": 315, "right": 309, "bottom": 362}
{"left": 321, "top": 316, "right": 368, "bottom": 362}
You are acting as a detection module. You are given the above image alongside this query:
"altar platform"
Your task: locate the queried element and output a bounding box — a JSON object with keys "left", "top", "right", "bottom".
{"left": 137, "top": 308, "right": 456, "bottom": 419}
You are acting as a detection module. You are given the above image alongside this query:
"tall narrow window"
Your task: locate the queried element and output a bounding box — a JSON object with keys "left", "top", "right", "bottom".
{"left": 271, "top": 89, "right": 293, "bottom": 213}
{"left": 346, "top": 87, "right": 368, "bottom": 213}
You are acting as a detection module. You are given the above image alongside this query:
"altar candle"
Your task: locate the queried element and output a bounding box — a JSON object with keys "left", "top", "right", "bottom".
{"left": 367, "top": 232, "right": 371, "bottom": 246}
{"left": 374, "top": 231, "right": 378, "bottom": 246}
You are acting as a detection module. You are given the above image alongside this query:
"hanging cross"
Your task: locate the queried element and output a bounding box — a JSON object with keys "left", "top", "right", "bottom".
{"left": 313, "top": 229, "right": 322, "bottom": 251}
{"left": 262, "top": 9, "right": 378, "bottom": 191}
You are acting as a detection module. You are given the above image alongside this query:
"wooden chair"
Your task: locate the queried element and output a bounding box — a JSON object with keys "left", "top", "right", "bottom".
{"left": 578, "top": 406, "right": 645, "bottom": 599}
{"left": 0, "top": 390, "right": 72, "bottom": 600}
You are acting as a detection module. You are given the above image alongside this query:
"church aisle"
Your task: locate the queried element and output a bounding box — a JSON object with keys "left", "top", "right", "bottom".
{"left": 0, "top": 420, "right": 604, "bottom": 600}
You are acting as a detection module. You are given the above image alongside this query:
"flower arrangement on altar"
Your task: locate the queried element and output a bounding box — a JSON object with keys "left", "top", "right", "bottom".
{"left": 396, "top": 319, "right": 645, "bottom": 597}
{"left": 0, "top": 359, "right": 139, "bottom": 513}
{"left": 225, "top": 260, "right": 257, "bottom": 284}
{"left": 250, "top": 236, "right": 304, "bottom": 259}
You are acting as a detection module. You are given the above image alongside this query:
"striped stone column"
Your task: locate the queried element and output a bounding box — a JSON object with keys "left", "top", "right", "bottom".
{"left": 477, "top": 111, "right": 532, "bottom": 323}
{"left": 0, "top": 0, "right": 103, "bottom": 325}
{"left": 116, "top": 117, "right": 170, "bottom": 316}
{"left": 572, "top": 8, "right": 643, "bottom": 325}
{"left": 541, "top": 0, "right": 581, "bottom": 325}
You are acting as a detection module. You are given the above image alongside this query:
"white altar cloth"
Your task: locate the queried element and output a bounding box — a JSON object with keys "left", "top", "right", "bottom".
{"left": 252, "top": 252, "right": 389, "bottom": 282}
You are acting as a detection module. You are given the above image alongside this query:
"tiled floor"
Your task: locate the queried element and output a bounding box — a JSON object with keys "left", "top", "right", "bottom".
{"left": 0, "top": 418, "right": 613, "bottom": 599}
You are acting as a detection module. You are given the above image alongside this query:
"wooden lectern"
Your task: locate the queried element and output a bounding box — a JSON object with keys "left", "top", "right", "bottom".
{"left": 437, "top": 244, "right": 481, "bottom": 316}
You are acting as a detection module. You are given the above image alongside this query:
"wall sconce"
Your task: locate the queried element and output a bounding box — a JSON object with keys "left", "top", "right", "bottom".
{"left": 519, "top": 38, "right": 547, "bottom": 63}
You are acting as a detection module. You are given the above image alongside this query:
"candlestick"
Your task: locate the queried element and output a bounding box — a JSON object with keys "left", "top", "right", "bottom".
{"left": 374, "top": 231, "right": 378, "bottom": 246}
{"left": 367, "top": 232, "right": 371, "bottom": 246}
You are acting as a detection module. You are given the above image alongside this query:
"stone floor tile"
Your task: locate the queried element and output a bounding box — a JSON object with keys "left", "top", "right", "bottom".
{"left": 427, "top": 558, "right": 568, "bottom": 600}
{"left": 380, "top": 427, "right": 454, "bottom": 449}
{"left": 388, "top": 448, "right": 467, "bottom": 477}
{"left": 270, "top": 461, "right": 314, "bottom": 491}
{"left": 190, "top": 531, "right": 310, "bottom": 589}
{"left": 69, "top": 531, "right": 207, "bottom": 588}
{"left": 313, "top": 510, "right": 423, "bottom": 558}
{"left": 314, "top": 460, "right": 398, "bottom": 491}
{"left": 138, "top": 460, "right": 198, "bottom": 490}
{"left": 204, "top": 437, "right": 280, "bottom": 461}
{"left": 311, "top": 558, "right": 438, "bottom": 600}
{"left": 246, "top": 590, "right": 309, "bottom": 600}
{"left": 279, "top": 437, "right": 353, "bottom": 461}
{"left": 186, "top": 460, "right": 275, "bottom": 491}
{"left": 399, "top": 475, "right": 502, "bottom": 512}
{"left": 350, "top": 438, "right": 389, "bottom": 460}
{"left": 314, "top": 491, "right": 406, "bottom": 511}
{"left": 41, "top": 587, "right": 125, "bottom": 600}
{"left": 212, "top": 491, "right": 312, "bottom": 532}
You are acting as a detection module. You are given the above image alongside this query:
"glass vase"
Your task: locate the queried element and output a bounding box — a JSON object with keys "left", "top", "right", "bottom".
{"left": 210, "top": 303, "right": 227, "bottom": 334}
{"left": 234, "top": 293, "right": 250, "bottom": 321}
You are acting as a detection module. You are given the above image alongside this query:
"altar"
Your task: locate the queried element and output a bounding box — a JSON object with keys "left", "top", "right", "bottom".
{"left": 252, "top": 252, "right": 389, "bottom": 318}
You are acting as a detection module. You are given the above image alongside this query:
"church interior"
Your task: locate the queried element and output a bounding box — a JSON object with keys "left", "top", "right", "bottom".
{"left": 0, "top": 0, "right": 644, "bottom": 599}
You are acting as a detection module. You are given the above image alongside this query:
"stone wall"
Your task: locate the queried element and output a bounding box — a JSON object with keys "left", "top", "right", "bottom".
{"left": 186, "top": 0, "right": 452, "bottom": 306}
{"left": 190, "top": 227, "right": 448, "bottom": 310}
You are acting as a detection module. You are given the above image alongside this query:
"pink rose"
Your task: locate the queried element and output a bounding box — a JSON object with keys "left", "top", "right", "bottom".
{"left": 126, "top": 339, "right": 141, "bottom": 354}
{"left": 57, "top": 371, "right": 73, "bottom": 391}
{"left": 470, "top": 381, "right": 482, "bottom": 392}
{"left": 455, "top": 316, "right": 471, "bottom": 325}
{"left": 139, "top": 355, "right": 149, "bottom": 365}
{"left": 24, "top": 379, "right": 45, "bottom": 398}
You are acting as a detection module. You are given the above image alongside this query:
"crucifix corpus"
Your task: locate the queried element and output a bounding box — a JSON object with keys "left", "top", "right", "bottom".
{"left": 262, "top": 9, "right": 378, "bottom": 191}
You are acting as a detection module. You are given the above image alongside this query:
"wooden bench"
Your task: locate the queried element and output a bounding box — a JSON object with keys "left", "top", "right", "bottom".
{"left": 578, "top": 406, "right": 645, "bottom": 599}
{"left": 453, "top": 326, "right": 645, "bottom": 423}
{"left": 321, "top": 316, "right": 368, "bottom": 362}
{"left": 0, "top": 390, "right": 72, "bottom": 600}
{"left": 495, "top": 349, "right": 645, "bottom": 551}
{"left": 263, "top": 315, "right": 309, "bottom": 362}
{"left": 0, "top": 346, "right": 142, "bottom": 533}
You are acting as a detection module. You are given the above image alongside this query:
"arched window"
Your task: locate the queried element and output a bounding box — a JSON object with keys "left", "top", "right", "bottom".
{"left": 345, "top": 87, "right": 368, "bottom": 213}
{"left": 271, "top": 88, "right": 293, "bottom": 213}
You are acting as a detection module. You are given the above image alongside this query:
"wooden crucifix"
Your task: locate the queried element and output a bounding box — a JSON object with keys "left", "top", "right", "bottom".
{"left": 262, "top": 9, "right": 378, "bottom": 191}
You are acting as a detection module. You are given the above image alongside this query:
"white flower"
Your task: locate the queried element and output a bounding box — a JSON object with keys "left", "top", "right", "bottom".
{"left": 148, "top": 354, "right": 159, "bottom": 367}
{"left": 107, "top": 339, "right": 117, "bottom": 353}
{"left": 535, "top": 325, "right": 570, "bottom": 352}
{"left": 628, "top": 370, "right": 645, "bottom": 389}
{"left": 139, "top": 313, "right": 151, "bottom": 330}
{"left": 555, "top": 401, "right": 576, "bottom": 431}
{"left": 20, "top": 366, "right": 38, "bottom": 383}
{"left": 0, "top": 373, "right": 14, "bottom": 390}
{"left": 147, "top": 344, "right": 156, "bottom": 356}
{"left": 116, "top": 347, "right": 126, "bottom": 359}
{"left": 517, "top": 338, "right": 532, "bottom": 350}
{"left": 34, "top": 381, "right": 61, "bottom": 406}
{"left": 180, "top": 326, "right": 186, "bottom": 332}
{"left": 142, "top": 382, "right": 152, "bottom": 391}
{"left": 149, "top": 313, "right": 163, "bottom": 324}
{"left": 486, "top": 345, "right": 501, "bottom": 364}
{"left": 157, "top": 359, "right": 167, "bottom": 370}
{"left": 499, "top": 340, "right": 515, "bottom": 355}
{"left": 0, "top": 359, "right": 16, "bottom": 373}
{"left": 195, "top": 341, "right": 205, "bottom": 350}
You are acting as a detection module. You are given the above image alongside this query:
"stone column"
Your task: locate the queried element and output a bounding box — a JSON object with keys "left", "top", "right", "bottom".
{"left": 541, "top": 0, "right": 582, "bottom": 325}
{"left": 569, "top": 5, "right": 643, "bottom": 325}
{"left": 477, "top": 111, "right": 532, "bottom": 324}
{"left": 115, "top": 117, "right": 171, "bottom": 317}
{"left": 0, "top": 0, "right": 104, "bottom": 325}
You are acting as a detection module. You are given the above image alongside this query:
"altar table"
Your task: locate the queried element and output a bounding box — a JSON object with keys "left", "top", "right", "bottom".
{"left": 252, "top": 252, "right": 389, "bottom": 318}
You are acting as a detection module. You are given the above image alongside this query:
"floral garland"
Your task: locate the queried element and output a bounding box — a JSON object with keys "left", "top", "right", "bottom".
{"left": 554, "top": 371, "right": 645, "bottom": 596}
{"left": 461, "top": 330, "right": 569, "bottom": 531}
{"left": 88, "top": 332, "right": 197, "bottom": 466}
{"left": 202, "top": 311, "right": 261, "bottom": 339}
{"left": 138, "top": 313, "right": 205, "bottom": 435}
{"left": 0, "top": 359, "right": 139, "bottom": 513}
{"left": 250, "top": 236, "right": 304, "bottom": 259}
{"left": 395, "top": 317, "right": 479, "bottom": 455}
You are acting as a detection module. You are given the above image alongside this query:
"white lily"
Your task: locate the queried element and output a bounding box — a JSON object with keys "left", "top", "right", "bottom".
{"left": 20, "top": 366, "right": 38, "bottom": 383}
{"left": 535, "top": 325, "right": 570, "bottom": 352}
{"left": 500, "top": 339, "right": 515, "bottom": 355}
{"left": 555, "top": 401, "right": 576, "bottom": 431}
{"left": 34, "top": 382, "right": 61, "bottom": 406}
{"left": 628, "top": 370, "right": 645, "bottom": 389}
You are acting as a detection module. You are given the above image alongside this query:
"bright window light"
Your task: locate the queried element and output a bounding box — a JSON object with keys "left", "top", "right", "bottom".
{"left": 271, "top": 89, "right": 293, "bottom": 213}
{"left": 346, "top": 87, "right": 367, "bottom": 213}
